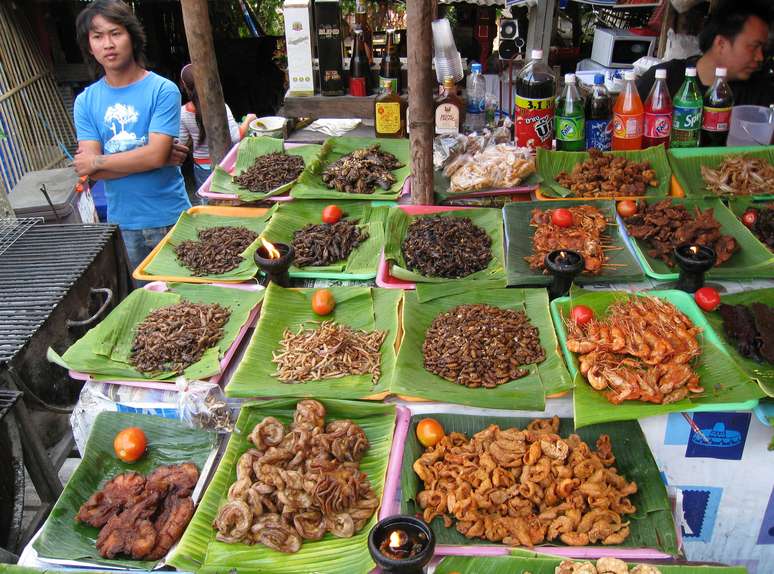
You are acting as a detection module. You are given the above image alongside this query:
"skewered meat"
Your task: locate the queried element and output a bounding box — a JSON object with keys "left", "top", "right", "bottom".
{"left": 322, "top": 145, "right": 403, "bottom": 194}
{"left": 624, "top": 200, "right": 737, "bottom": 267}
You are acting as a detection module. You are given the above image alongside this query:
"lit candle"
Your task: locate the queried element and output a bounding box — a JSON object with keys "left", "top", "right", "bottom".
{"left": 368, "top": 516, "right": 435, "bottom": 574}
{"left": 544, "top": 249, "right": 584, "bottom": 300}
{"left": 673, "top": 244, "right": 716, "bottom": 293}
{"left": 254, "top": 237, "right": 295, "bottom": 287}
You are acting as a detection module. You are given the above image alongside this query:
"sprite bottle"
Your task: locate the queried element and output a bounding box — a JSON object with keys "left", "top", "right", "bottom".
{"left": 670, "top": 67, "right": 703, "bottom": 148}
{"left": 556, "top": 73, "right": 585, "bottom": 151}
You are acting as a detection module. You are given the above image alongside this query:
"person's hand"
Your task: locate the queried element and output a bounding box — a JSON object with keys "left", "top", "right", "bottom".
{"left": 73, "top": 148, "right": 100, "bottom": 176}
{"left": 245, "top": 113, "right": 257, "bottom": 124}
{"left": 167, "top": 141, "right": 189, "bottom": 167}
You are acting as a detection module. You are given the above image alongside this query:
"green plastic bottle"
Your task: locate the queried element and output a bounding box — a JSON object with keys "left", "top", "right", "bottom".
{"left": 670, "top": 67, "right": 703, "bottom": 148}
{"left": 556, "top": 73, "right": 585, "bottom": 151}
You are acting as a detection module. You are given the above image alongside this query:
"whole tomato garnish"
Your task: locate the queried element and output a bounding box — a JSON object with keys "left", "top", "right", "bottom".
{"left": 570, "top": 305, "right": 594, "bottom": 326}
{"left": 322, "top": 205, "right": 343, "bottom": 224}
{"left": 551, "top": 208, "right": 574, "bottom": 228}
{"left": 694, "top": 286, "right": 721, "bottom": 312}
{"left": 114, "top": 427, "right": 147, "bottom": 463}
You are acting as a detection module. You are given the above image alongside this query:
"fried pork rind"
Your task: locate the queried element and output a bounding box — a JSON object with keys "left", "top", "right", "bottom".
{"left": 413, "top": 417, "right": 636, "bottom": 548}
{"left": 213, "top": 399, "right": 378, "bottom": 553}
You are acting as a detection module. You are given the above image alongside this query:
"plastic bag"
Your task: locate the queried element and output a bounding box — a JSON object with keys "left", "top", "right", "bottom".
{"left": 176, "top": 379, "right": 235, "bottom": 433}
{"left": 664, "top": 29, "right": 701, "bottom": 61}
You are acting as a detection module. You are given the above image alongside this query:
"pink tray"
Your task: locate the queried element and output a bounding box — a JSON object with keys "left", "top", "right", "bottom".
{"left": 68, "top": 281, "right": 263, "bottom": 391}
{"left": 378, "top": 407, "right": 677, "bottom": 561}
{"left": 375, "top": 205, "right": 475, "bottom": 290}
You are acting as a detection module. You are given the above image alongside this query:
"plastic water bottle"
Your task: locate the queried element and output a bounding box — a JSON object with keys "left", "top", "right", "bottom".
{"left": 464, "top": 62, "right": 486, "bottom": 133}
{"left": 556, "top": 73, "right": 585, "bottom": 151}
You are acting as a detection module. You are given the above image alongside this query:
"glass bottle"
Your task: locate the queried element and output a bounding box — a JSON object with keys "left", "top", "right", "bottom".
{"left": 355, "top": 0, "right": 373, "bottom": 64}
{"left": 435, "top": 76, "right": 465, "bottom": 135}
{"left": 374, "top": 78, "right": 406, "bottom": 138}
{"left": 379, "top": 28, "right": 401, "bottom": 94}
{"left": 349, "top": 28, "right": 369, "bottom": 96}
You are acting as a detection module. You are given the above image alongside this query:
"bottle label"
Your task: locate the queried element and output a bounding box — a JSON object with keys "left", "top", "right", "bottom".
{"left": 644, "top": 112, "right": 672, "bottom": 139}
{"left": 556, "top": 115, "right": 584, "bottom": 142}
{"left": 673, "top": 104, "right": 702, "bottom": 131}
{"left": 702, "top": 106, "right": 732, "bottom": 132}
{"left": 378, "top": 76, "right": 398, "bottom": 95}
{"left": 356, "top": 0, "right": 366, "bottom": 13}
{"left": 515, "top": 96, "right": 555, "bottom": 149}
{"left": 586, "top": 119, "right": 612, "bottom": 151}
{"left": 613, "top": 112, "right": 643, "bottom": 139}
{"left": 375, "top": 101, "right": 401, "bottom": 135}
{"left": 435, "top": 104, "right": 460, "bottom": 134}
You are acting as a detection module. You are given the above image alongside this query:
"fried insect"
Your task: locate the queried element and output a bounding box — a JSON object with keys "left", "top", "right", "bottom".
{"left": 174, "top": 226, "right": 259, "bottom": 276}
{"left": 526, "top": 206, "right": 609, "bottom": 275}
{"left": 213, "top": 400, "right": 378, "bottom": 553}
{"left": 292, "top": 219, "right": 368, "bottom": 267}
{"left": 566, "top": 296, "right": 704, "bottom": 405}
{"left": 233, "top": 152, "right": 305, "bottom": 193}
{"left": 413, "top": 417, "right": 637, "bottom": 548}
{"left": 322, "top": 145, "right": 403, "bottom": 194}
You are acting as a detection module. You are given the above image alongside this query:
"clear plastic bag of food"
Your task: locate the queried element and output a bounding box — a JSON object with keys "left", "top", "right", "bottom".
{"left": 176, "top": 378, "right": 235, "bottom": 433}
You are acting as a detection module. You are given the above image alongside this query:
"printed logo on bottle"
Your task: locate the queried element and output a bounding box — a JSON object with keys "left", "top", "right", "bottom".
{"left": 586, "top": 119, "right": 612, "bottom": 151}
{"left": 644, "top": 113, "right": 672, "bottom": 139}
{"left": 613, "top": 113, "right": 643, "bottom": 139}
{"left": 557, "top": 116, "right": 584, "bottom": 142}
{"left": 515, "top": 96, "right": 555, "bottom": 149}
{"left": 375, "top": 102, "right": 401, "bottom": 134}
{"left": 702, "top": 106, "right": 732, "bottom": 132}
{"left": 673, "top": 105, "right": 702, "bottom": 131}
{"left": 435, "top": 104, "right": 459, "bottom": 135}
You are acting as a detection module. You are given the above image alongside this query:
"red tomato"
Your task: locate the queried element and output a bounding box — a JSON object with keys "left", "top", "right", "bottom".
{"left": 551, "top": 208, "right": 574, "bottom": 228}
{"left": 322, "top": 205, "right": 343, "bottom": 224}
{"left": 570, "top": 305, "right": 594, "bottom": 326}
{"left": 694, "top": 287, "right": 721, "bottom": 312}
{"left": 114, "top": 427, "right": 147, "bottom": 463}
{"left": 311, "top": 289, "right": 336, "bottom": 315}
{"left": 416, "top": 418, "right": 445, "bottom": 448}
{"left": 616, "top": 200, "right": 637, "bottom": 218}
{"left": 741, "top": 209, "right": 757, "bottom": 228}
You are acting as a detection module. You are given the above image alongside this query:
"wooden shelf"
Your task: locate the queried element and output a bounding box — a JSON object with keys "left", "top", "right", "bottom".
{"left": 281, "top": 94, "right": 408, "bottom": 120}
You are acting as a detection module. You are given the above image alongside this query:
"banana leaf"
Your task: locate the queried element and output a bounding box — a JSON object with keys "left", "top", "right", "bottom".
{"left": 167, "top": 399, "right": 396, "bottom": 574}
{"left": 33, "top": 411, "right": 217, "bottom": 569}
{"left": 436, "top": 554, "right": 747, "bottom": 574}
{"left": 209, "top": 137, "right": 322, "bottom": 201}
{"left": 668, "top": 145, "right": 774, "bottom": 200}
{"left": 725, "top": 197, "right": 774, "bottom": 255}
{"left": 260, "top": 200, "right": 390, "bottom": 279}
{"left": 48, "top": 283, "right": 263, "bottom": 383}
{"left": 391, "top": 288, "right": 571, "bottom": 409}
{"left": 400, "top": 413, "right": 678, "bottom": 555}
{"left": 537, "top": 146, "right": 671, "bottom": 198}
{"left": 290, "top": 137, "right": 410, "bottom": 201}
{"left": 503, "top": 200, "right": 645, "bottom": 286}
{"left": 620, "top": 197, "right": 774, "bottom": 280}
{"left": 550, "top": 289, "right": 764, "bottom": 428}
{"left": 225, "top": 284, "right": 401, "bottom": 399}
{"left": 384, "top": 207, "right": 506, "bottom": 283}
{"left": 142, "top": 211, "right": 269, "bottom": 282}
{"left": 702, "top": 287, "right": 774, "bottom": 396}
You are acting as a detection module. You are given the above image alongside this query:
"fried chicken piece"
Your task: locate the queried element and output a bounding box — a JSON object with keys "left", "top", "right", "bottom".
{"left": 96, "top": 493, "right": 160, "bottom": 559}
{"left": 146, "top": 463, "right": 199, "bottom": 497}
{"left": 75, "top": 472, "right": 146, "bottom": 528}
{"left": 145, "top": 495, "right": 195, "bottom": 560}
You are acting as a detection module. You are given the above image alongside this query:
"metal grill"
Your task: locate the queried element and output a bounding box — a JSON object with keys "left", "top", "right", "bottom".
{"left": 0, "top": 217, "right": 42, "bottom": 257}
{"left": 0, "top": 223, "right": 118, "bottom": 365}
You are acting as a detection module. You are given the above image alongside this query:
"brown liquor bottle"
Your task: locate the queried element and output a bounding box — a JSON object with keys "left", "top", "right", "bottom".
{"left": 355, "top": 0, "right": 373, "bottom": 64}
{"left": 379, "top": 28, "right": 401, "bottom": 94}
{"left": 349, "top": 28, "right": 370, "bottom": 96}
{"left": 434, "top": 76, "right": 465, "bottom": 135}
{"left": 374, "top": 78, "right": 405, "bottom": 138}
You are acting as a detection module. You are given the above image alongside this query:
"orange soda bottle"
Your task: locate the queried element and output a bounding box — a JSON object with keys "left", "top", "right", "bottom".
{"left": 612, "top": 71, "right": 644, "bottom": 150}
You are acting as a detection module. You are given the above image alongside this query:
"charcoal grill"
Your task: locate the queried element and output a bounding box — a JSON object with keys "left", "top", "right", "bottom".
{"left": 0, "top": 218, "right": 131, "bottom": 552}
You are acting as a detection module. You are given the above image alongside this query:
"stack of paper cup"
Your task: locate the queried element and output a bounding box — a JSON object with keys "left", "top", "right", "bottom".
{"left": 432, "top": 18, "right": 464, "bottom": 84}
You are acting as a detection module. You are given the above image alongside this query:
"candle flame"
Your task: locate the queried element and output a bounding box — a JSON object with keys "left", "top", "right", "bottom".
{"left": 260, "top": 237, "right": 281, "bottom": 259}
{"left": 689, "top": 245, "right": 699, "bottom": 255}
{"left": 388, "top": 531, "right": 402, "bottom": 548}
{"left": 559, "top": 251, "right": 567, "bottom": 258}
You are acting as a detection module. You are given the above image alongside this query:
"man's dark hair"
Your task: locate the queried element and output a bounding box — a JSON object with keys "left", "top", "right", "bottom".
{"left": 75, "top": 0, "right": 147, "bottom": 74}
{"left": 699, "top": 0, "right": 772, "bottom": 53}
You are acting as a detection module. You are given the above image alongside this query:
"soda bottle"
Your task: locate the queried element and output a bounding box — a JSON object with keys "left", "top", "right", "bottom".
{"left": 700, "top": 67, "right": 734, "bottom": 147}
{"left": 515, "top": 49, "right": 556, "bottom": 150}
{"left": 671, "top": 67, "right": 703, "bottom": 148}
{"left": 464, "top": 62, "right": 487, "bottom": 133}
{"left": 612, "top": 71, "right": 644, "bottom": 150}
{"left": 585, "top": 74, "right": 612, "bottom": 151}
{"left": 643, "top": 69, "right": 673, "bottom": 149}
{"left": 556, "top": 73, "right": 585, "bottom": 151}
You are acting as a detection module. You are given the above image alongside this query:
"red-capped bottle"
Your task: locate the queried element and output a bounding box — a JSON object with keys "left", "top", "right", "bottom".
{"left": 643, "top": 69, "right": 673, "bottom": 149}
{"left": 700, "top": 67, "right": 734, "bottom": 147}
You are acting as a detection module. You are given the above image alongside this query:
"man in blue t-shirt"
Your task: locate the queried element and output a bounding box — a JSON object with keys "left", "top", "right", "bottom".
{"left": 73, "top": 0, "right": 191, "bottom": 275}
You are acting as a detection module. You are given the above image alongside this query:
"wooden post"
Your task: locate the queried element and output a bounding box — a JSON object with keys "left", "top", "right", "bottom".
{"left": 407, "top": 0, "right": 434, "bottom": 205}
{"left": 0, "top": 189, "right": 13, "bottom": 218}
{"left": 657, "top": 1, "right": 677, "bottom": 59}
{"left": 526, "top": 0, "right": 556, "bottom": 56}
{"left": 179, "top": 0, "right": 231, "bottom": 167}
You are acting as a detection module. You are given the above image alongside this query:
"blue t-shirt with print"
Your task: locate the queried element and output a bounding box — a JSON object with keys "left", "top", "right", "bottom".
{"left": 74, "top": 72, "right": 191, "bottom": 230}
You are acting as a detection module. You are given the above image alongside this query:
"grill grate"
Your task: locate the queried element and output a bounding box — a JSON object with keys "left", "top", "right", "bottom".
{"left": 0, "top": 223, "right": 119, "bottom": 365}
{"left": 0, "top": 389, "right": 22, "bottom": 421}
{"left": 0, "top": 217, "right": 43, "bottom": 257}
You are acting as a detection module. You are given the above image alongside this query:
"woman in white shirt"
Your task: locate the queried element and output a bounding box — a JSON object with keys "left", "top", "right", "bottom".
{"left": 178, "top": 63, "right": 255, "bottom": 189}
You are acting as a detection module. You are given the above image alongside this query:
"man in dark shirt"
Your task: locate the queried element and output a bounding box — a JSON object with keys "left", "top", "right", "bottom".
{"left": 637, "top": 0, "right": 772, "bottom": 105}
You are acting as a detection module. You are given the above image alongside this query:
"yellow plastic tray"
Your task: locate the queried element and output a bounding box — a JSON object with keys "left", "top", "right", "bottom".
{"left": 133, "top": 205, "right": 269, "bottom": 283}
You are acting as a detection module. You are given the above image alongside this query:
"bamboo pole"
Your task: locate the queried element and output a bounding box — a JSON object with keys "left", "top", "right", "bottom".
{"left": 179, "top": 0, "right": 231, "bottom": 168}
{"left": 406, "top": 0, "right": 434, "bottom": 205}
